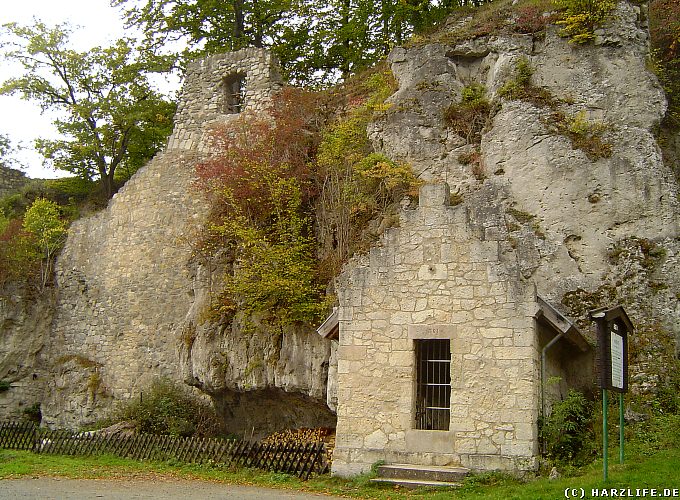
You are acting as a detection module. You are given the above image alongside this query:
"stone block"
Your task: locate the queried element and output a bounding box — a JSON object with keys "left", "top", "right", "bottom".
{"left": 514, "top": 422, "right": 535, "bottom": 441}
{"left": 389, "top": 351, "right": 412, "bottom": 367}
{"left": 364, "top": 429, "right": 389, "bottom": 449}
{"left": 408, "top": 324, "right": 457, "bottom": 340}
{"left": 501, "top": 440, "right": 536, "bottom": 457}
{"left": 405, "top": 430, "right": 456, "bottom": 453}
{"left": 417, "top": 263, "right": 447, "bottom": 280}
{"left": 481, "top": 327, "right": 513, "bottom": 339}
{"left": 455, "top": 437, "right": 478, "bottom": 454}
{"left": 450, "top": 286, "right": 474, "bottom": 299}
{"left": 477, "top": 437, "right": 500, "bottom": 454}
{"left": 412, "top": 310, "right": 435, "bottom": 323}
{"left": 391, "top": 311, "right": 413, "bottom": 325}
{"left": 337, "top": 360, "right": 351, "bottom": 374}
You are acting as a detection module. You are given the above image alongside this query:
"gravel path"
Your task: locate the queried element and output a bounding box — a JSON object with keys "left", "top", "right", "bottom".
{"left": 0, "top": 477, "right": 339, "bottom": 499}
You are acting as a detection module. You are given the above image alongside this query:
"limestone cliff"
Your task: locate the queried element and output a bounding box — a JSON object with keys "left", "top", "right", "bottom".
{"left": 0, "top": 286, "right": 53, "bottom": 419}
{"left": 0, "top": 1, "right": 678, "bottom": 434}
{"left": 367, "top": 0, "right": 678, "bottom": 394}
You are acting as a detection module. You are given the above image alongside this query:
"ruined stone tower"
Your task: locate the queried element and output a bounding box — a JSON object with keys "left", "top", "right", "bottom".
{"left": 37, "top": 49, "right": 284, "bottom": 427}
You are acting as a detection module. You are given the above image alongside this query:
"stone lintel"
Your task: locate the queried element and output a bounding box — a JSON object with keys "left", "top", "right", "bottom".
{"left": 408, "top": 324, "right": 457, "bottom": 340}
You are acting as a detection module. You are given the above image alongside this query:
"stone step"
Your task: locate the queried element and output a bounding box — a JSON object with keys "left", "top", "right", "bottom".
{"left": 370, "top": 477, "right": 462, "bottom": 489}
{"left": 376, "top": 463, "right": 470, "bottom": 484}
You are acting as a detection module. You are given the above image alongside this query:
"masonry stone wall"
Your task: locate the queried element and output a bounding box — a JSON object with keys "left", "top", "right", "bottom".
{"left": 332, "top": 184, "right": 541, "bottom": 475}
{"left": 332, "top": 0, "right": 679, "bottom": 475}
{"left": 42, "top": 48, "right": 292, "bottom": 428}
{"left": 168, "top": 48, "right": 282, "bottom": 153}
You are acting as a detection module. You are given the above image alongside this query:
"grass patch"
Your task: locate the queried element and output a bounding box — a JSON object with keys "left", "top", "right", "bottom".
{"left": 2, "top": 435, "right": 679, "bottom": 499}
{"left": 444, "top": 83, "right": 492, "bottom": 145}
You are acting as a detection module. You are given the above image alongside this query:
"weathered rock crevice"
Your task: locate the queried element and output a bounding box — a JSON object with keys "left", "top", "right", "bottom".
{"left": 212, "top": 388, "right": 336, "bottom": 441}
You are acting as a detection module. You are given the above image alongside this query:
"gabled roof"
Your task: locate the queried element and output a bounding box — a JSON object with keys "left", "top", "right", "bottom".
{"left": 589, "top": 305, "right": 634, "bottom": 333}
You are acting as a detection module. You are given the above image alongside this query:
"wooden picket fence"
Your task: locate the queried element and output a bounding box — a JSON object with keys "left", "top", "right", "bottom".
{"left": 0, "top": 421, "right": 329, "bottom": 479}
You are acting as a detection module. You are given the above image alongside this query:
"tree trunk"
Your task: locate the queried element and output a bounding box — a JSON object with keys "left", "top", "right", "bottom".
{"left": 233, "top": 0, "right": 246, "bottom": 47}
{"left": 102, "top": 170, "right": 116, "bottom": 199}
{"left": 341, "top": 0, "right": 351, "bottom": 78}
{"left": 381, "top": 0, "right": 391, "bottom": 56}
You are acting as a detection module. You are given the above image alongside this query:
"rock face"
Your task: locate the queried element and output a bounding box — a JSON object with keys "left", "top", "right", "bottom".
{"left": 5, "top": 47, "right": 335, "bottom": 432}
{"left": 177, "top": 265, "right": 336, "bottom": 440}
{"left": 333, "top": 0, "right": 679, "bottom": 475}
{"left": 0, "top": 3, "right": 677, "bottom": 460}
{"left": 371, "top": 0, "right": 678, "bottom": 328}
{"left": 0, "top": 288, "right": 54, "bottom": 420}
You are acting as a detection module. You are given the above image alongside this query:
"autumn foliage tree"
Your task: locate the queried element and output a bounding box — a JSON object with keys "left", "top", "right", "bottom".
{"left": 195, "top": 88, "right": 327, "bottom": 325}
{"left": 650, "top": 0, "right": 680, "bottom": 128}
{"left": 195, "top": 72, "right": 420, "bottom": 326}
{"left": 0, "top": 213, "right": 40, "bottom": 289}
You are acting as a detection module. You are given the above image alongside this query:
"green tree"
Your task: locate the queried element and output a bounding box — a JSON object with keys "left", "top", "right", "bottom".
{"left": 112, "top": 0, "right": 302, "bottom": 69}
{"left": 0, "top": 22, "right": 175, "bottom": 198}
{"left": 117, "top": 0, "right": 301, "bottom": 50}
{"left": 22, "top": 197, "right": 67, "bottom": 288}
{"left": 650, "top": 0, "right": 680, "bottom": 128}
{"left": 195, "top": 88, "right": 328, "bottom": 325}
{"left": 554, "top": 0, "right": 616, "bottom": 44}
{"left": 113, "top": 0, "right": 498, "bottom": 85}
{"left": 0, "top": 216, "right": 40, "bottom": 290}
{"left": 0, "top": 134, "right": 11, "bottom": 167}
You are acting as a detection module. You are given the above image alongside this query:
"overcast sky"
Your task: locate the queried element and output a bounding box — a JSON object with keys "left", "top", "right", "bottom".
{"left": 0, "top": 0, "right": 132, "bottom": 178}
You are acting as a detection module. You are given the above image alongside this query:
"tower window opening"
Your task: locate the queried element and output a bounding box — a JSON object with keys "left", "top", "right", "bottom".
{"left": 223, "top": 73, "right": 246, "bottom": 114}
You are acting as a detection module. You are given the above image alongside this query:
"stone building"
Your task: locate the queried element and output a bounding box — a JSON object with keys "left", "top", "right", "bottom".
{"left": 320, "top": 184, "right": 593, "bottom": 475}
{"left": 319, "top": 1, "right": 680, "bottom": 476}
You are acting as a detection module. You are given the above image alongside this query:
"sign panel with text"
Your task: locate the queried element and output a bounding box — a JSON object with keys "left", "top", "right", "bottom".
{"left": 591, "top": 306, "right": 632, "bottom": 393}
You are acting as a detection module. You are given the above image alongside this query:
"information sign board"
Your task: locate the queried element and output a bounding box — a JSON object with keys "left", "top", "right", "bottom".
{"left": 610, "top": 330, "right": 624, "bottom": 390}
{"left": 590, "top": 306, "right": 632, "bottom": 393}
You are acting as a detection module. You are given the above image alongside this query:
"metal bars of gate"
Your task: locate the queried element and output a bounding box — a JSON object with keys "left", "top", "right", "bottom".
{"left": 415, "top": 339, "right": 451, "bottom": 431}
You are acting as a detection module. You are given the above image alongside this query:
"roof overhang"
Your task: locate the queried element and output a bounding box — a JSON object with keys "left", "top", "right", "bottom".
{"left": 317, "top": 308, "right": 339, "bottom": 340}
{"left": 535, "top": 295, "right": 591, "bottom": 352}
{"left": 589, "top": 305, "right": 634, "bottom": 332}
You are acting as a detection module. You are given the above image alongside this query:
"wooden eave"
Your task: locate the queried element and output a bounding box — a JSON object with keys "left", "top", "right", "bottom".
{"left": 536, "top": 295, "right": 591, "bottom": 352}
{"left": 589, "top": 305, "right": 634, "bottom": 333}
{"left": 317, "top": 308, "right": 339, "bottom": 340}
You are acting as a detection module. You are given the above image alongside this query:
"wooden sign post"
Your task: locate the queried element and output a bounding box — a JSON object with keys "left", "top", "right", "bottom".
{"left": 590, "top": 306, "right": 633, "bottom": 482}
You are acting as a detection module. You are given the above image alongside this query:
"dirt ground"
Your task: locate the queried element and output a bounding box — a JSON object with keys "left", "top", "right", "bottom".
{"left": 0, "top": 477, "right": 338, "bottom": 499}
